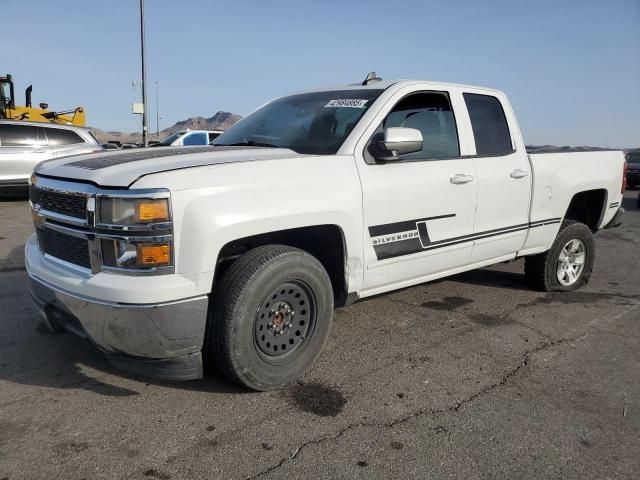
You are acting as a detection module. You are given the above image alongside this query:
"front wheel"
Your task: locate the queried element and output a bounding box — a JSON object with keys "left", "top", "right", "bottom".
{"left": 205, "top": 245, "right": 334, "bottom": 391}
{"left": 524, "top": 220, "right": 595, "bottom": 292}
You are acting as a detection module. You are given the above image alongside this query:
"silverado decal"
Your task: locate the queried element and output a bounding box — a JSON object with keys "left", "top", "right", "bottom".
{"left": 369, "top": 216, "right": 562, "bottom": 260}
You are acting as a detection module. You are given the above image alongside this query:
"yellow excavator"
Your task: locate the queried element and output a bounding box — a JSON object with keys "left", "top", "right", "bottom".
{"left": 0, "top": 73, "right": 86, "bottom": 126}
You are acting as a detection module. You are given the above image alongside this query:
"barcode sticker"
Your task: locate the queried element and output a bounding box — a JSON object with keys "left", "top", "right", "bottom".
{"left": 324, "top": 99, "right": 368, "bottom": 108}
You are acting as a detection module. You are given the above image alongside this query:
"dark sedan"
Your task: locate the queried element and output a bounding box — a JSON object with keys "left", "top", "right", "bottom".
{"left": 626, "top": 151, "right": 640, "bottom": 189}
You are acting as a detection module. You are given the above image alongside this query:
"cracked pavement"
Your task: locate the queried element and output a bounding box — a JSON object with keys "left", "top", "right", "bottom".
{"left": 1, "top": 190, "right": 639, "bottom": 479}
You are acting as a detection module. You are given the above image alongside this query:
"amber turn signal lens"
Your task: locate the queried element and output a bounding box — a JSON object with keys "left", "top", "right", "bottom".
{"left": 137, "top": 244, "right": 170, "bottom": 266}
{"left": 137, "top": 200, "right": 169, "bottom": 223}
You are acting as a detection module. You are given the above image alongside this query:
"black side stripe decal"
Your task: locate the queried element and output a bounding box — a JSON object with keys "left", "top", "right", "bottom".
{"left": 609, "top": 202, "right": 620, "bottom": 209}
{"left": 368, "top": 214, "right": 456, "bottom": 237}
{"left": 369, "top": 217, "right": 562, "bottom": 260}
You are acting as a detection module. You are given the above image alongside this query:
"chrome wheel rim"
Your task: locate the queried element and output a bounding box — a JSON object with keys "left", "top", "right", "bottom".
{"left": 556, "top": 238, "right": 586, "bottom": 286}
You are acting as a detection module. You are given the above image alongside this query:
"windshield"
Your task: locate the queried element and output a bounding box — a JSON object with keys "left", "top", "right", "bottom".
{"left": 159, "top": 131, "right": 185, "bottom": 146}
{"left": 0, "top": 81, "right": 12, "bottom": 106}
{"left": 213, "top": 89, "right": 383, "bottom": 155}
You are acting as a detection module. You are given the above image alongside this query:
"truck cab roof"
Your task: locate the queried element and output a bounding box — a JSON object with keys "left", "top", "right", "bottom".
{"left": 296, "top": 79, "right": 503, "bottom": 96}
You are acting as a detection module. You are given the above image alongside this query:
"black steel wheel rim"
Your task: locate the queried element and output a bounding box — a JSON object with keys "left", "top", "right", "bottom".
{"left": 254, "top": 280, "right": 316, "bottom": 359}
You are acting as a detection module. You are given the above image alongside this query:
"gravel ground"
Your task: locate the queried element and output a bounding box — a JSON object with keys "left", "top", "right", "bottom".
{"left": 0, "top": 189, "right": 638, "bottom": 480}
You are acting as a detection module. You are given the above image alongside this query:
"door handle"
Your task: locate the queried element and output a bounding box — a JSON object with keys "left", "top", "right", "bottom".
{"left": 33, "top": 150, "right": 46, "bottom": 154}
{"left": 450, "top": 174, "right": 474, "bottom": 184}
{"left": 510, "top": 169, "right": 529, "bottom": 179}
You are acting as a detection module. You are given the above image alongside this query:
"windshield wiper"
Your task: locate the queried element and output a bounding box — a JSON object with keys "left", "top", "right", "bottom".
{"left": 217, "top": 141, "right": 282, "bottom": 149}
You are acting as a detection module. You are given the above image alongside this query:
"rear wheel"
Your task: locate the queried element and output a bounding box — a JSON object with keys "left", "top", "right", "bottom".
{"left": 524, "top": 220, "right": 595, "bottom": 292}
{"left": 205, "top": 245, "right": 334, "bottom": 391}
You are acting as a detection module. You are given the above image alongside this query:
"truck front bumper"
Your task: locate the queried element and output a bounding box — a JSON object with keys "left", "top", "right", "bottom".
{"left": 26, "top": 235, "right": 209, "bottom": 381}
{"left": 29, "top": 275, "right": 208, "bottom": 381}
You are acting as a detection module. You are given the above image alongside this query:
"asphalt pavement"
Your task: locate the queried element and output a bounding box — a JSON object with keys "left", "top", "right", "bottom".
{"left": 0, "top": 189, "right": 638, "bottom": 480}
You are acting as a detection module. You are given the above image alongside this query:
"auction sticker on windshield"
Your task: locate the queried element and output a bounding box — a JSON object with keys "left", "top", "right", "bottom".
{"left": 325, "top": 99, "right": 368, "bottom": 108}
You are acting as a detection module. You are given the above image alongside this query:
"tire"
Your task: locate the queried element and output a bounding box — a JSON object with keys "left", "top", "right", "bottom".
{"left": 524, "top": 220, "right": 595, "bottom": 292}
{"left": 205, "top": 245, "right": 334, "bottom": 391}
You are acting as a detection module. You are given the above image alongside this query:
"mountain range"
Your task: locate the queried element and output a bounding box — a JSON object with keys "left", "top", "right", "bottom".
{"left": 90, "top": 111, "right": 242, "bottom": 144}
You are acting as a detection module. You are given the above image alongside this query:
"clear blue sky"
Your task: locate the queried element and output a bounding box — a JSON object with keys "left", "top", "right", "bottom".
{"left": 4, "top": 0, "right": 639, "bottom": 147}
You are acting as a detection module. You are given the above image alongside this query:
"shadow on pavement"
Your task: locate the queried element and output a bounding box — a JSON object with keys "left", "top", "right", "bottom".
{"left": 449, "top": 267, "right": 532, "bottom": 292}
{"left": 1, "top": 323, "right": 249, "bottom": 398}
{"left": 0, "top": 273, "right": 249, "bottom": 398}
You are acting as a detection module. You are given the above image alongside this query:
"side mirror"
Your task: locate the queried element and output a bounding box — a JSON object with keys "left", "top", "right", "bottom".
{"left": 373, "top": 127, "right": 423, "bottom": 162}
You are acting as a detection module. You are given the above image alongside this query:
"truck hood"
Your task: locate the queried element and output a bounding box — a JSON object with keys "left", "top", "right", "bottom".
{"left": 34, "top": 146, "right": 304, "bottom": 188}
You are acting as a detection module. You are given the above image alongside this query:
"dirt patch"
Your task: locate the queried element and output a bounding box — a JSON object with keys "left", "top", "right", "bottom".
{"left": 55, "top": 440, "right": 90, "bottom": 456}
{"left": 284, "top": 382, "right": 347, "bottom": 417}
{"left": 196, "top": 438, "right": 218, "bottom": 449}
{"left": 422, "top": 296, "right": 473, "bottom": 311}
{"left": 143, "top": 469, "right": 171, "bottom": 480}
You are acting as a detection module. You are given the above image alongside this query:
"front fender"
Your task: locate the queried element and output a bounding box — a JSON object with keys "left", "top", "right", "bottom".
{"left": 132, "top": 155, "right": 364, "bottom": 296}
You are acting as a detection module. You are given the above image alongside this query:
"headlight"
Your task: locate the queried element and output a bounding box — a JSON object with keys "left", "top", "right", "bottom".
{"left": 96, "top": 191, "right": 173, "bottom": 272}
{"left": 101, "top": 239, "right": 172, "bottom": 269}
{"left": 98, "top": 197, "right": 170, "bottom": 225}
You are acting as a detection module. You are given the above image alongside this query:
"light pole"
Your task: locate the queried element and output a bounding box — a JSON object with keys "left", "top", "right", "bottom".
{"left": 139, "top": 0, "right": 149, "bottom": 147}
{"left": 155, "top": 81, "right": 160, "bottom": 141}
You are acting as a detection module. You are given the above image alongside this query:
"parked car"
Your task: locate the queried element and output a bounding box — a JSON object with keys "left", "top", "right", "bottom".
{"left": 154, "top": 129, "right": 223, "bottom": 147}
{"left": 120, "top": 143, "right": 140, "bottom": 150}
{"left": 625, "top": 151, "right": 640, "bottom": 189}
{"left": 26, "top": 77, "right": 625, "bottom": 390}
{"left": 0, "top": 120, "right": 102, "bottom": 190}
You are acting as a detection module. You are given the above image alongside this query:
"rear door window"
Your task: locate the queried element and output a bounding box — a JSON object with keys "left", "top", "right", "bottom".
{"left": 0, "top": 124, "right": 47, "bottom": 147}
{"left": 463, "top": 93, "right": 513, "bottom": 156}
{"left": 45, "top": 127, "right": 84, "bottom": 146}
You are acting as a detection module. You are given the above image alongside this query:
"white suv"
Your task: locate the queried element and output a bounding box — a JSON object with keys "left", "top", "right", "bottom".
{"left": 0, "top": 120, "right": 102, "bottom": 189}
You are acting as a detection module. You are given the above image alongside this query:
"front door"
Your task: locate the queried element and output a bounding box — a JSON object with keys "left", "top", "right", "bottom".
{"left": 355, "top": 87, "right": 478, "bottom": 293}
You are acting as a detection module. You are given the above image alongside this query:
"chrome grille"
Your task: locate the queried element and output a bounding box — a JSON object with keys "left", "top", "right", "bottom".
{"left": 36, "top": 228, "right": 91, "bottom": 269}
{"left": 29, "top": 185, "right": 87, "bottom": 220}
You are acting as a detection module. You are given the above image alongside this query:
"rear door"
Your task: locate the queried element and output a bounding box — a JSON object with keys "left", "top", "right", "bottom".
{"left": 44, "top": 126, "right": 89, "bottom": 157}
{"left": 0, "top": 123, "right": 52, "bottom": 183}
{"left": 463, "top": 92, "right": 531, "bottom": 262}
{"left": 355, "top": 86, "right": 478, "bottom": 292}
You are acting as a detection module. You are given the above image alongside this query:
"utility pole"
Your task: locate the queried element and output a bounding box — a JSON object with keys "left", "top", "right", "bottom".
{"left": 139, "top": 0, "right": 149, "bottom": 147}
{"left": 155, "top": 81, "right": 160, "bottom": 141}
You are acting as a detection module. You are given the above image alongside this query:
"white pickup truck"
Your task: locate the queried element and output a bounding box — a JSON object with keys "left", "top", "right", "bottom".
{"left": 26, "top": 76, "right": 626, "bottom": 390}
